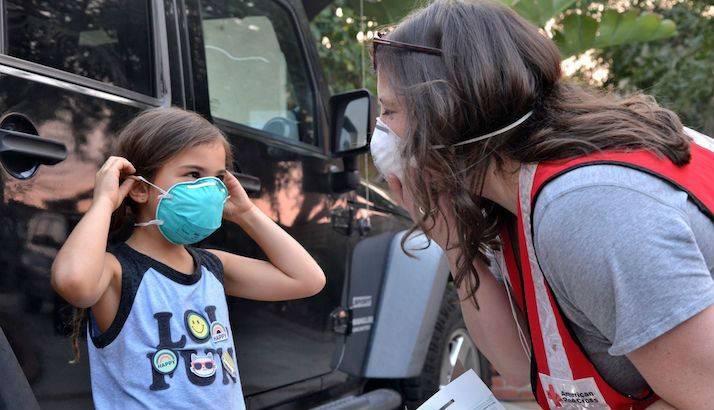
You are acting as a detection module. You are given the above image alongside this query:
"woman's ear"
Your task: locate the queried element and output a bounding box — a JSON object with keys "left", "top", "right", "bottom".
{"left": 128, "top": 178, "right": 150, "bottom": 204}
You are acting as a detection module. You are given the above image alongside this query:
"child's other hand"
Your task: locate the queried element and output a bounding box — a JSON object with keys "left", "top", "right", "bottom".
{"left": 93, "top": 156, "right": 136, "bottom": 211}
{"left": 223, "top": 171, "right": 254, "bottom": 221}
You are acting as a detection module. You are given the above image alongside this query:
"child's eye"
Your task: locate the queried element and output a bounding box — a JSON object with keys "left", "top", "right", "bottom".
{"left": 186, "top": 171, "right": 201, "bottom": 179}
{"left": 216, "top": 174, "right": 225, "bottom": 181}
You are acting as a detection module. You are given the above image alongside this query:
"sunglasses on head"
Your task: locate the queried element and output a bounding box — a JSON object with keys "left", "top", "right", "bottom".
{"left": 371, "top": 31, "right": 442, "bottom": 71}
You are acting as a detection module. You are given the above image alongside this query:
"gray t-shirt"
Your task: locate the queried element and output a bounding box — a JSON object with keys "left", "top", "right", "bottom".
{"left": 532, "top": 164, "right": 714, "bottom": 396}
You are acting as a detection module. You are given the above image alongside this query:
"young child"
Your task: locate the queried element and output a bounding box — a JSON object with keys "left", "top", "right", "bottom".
{"left": 51, "top": 107, "right": 326, "bottom": 409}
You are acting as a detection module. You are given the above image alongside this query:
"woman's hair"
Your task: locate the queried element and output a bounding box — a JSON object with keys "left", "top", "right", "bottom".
{"left": 373, "top": 0, "right": 689, "bottom": 306}
{"left": 70, "top": 107, "right": 233, "bottom": 362}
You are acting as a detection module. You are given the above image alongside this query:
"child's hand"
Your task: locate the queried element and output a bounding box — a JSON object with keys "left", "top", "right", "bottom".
{"left": 93, "top": 156, "right": 136, "bottom": 211}
{"left": 223, "top": 171, "right": 254, "bottom": 221}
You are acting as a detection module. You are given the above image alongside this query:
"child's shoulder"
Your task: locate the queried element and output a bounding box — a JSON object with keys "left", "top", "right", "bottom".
{"left": 104, "top": 243, "right": 147, "bottom": 279}
{"left": 189, "top": 247, "right": 224, "bottom": 283}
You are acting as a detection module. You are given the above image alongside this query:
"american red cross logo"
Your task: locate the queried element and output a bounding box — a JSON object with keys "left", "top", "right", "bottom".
{"left": 547, "top": 384, "right": 563, "bottom": 408}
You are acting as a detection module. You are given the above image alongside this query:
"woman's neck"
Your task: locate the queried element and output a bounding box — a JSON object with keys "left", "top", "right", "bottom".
{"left": 481, "top": 157, "right": 521, "bottom": 215}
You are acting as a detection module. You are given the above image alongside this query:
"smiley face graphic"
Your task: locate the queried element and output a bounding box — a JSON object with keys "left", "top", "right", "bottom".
{"left": 184, "top": 310, "right": 210, "bottom": 342}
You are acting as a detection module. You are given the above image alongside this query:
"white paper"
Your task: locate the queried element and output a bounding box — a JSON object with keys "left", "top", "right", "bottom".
{"left": 417, "top": 369, "right": 505, "bottom": 410}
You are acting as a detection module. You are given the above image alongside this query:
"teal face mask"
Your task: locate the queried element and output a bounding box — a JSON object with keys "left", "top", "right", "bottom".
{"left": 134, "top": 176, "right": 229, "bottom": 244}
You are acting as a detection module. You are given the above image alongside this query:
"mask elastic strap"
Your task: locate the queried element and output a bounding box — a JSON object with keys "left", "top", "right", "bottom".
{"left": 134, "top": 219, "right": 164, "bottom": 227}
{"left": 431, "top": 110, "right": 533, "bottom": 150}
{"left": 135, "top": 176, "right": 172, "bottom": 199}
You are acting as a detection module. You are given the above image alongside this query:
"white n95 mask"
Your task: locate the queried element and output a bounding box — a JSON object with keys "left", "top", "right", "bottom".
{"left": 370, "top": 117, "right": 407, "bottom": 181}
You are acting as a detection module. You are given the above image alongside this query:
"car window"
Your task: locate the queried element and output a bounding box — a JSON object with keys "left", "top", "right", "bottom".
{"left": 4, "top": 0, "right": 154, "bottom": 96}
{"left": 201, "top": 1, "right": 317, "bottom": 145}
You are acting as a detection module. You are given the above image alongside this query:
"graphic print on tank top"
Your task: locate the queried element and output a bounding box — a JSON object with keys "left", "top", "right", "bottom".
{"left": 148, "top": 304, "right": 239, "bottom": 390}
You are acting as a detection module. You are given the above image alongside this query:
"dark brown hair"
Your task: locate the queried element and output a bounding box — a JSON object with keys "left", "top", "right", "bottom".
{"left": 374, "top": 0, "right": 689, "bottom": 306}
{"left": 70, "top": 107, "right": 233, "bottom": 362}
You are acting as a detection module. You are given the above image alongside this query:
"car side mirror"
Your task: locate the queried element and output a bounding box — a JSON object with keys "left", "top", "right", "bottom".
{"left": 330, "top": 89, "right": 374, "bottom": 157}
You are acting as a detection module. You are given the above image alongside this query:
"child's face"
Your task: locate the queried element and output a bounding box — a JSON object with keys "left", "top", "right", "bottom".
{"left": 135, "top": 139, "right": 228, "bottom": 219}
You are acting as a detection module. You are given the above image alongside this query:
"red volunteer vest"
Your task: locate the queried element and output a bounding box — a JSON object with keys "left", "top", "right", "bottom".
{"left": 498, "top": 132, "right": 714, "bottom": 409}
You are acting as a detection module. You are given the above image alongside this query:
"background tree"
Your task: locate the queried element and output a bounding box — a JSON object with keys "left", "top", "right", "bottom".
{"left": 598, "top": 1, "right": 714, "bottom": 135}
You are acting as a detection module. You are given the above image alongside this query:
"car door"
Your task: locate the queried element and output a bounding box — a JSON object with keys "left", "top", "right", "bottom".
{"left": 0, "top": 1, "right": 169, "bottom": 408}
{"left": 183, "top": 0, "right": 355, "bottom": 399}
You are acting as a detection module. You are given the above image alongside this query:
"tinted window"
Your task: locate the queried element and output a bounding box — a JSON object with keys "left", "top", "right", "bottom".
{"left": 5, "top": 0, "right": 154, "bottom": 95}
{"left": 201, "top": 1, "right": 316, "bottom": 145}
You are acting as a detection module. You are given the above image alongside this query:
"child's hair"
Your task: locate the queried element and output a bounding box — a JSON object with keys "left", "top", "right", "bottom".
{"left": 69, "top": 107, "right": 233, "bottom": 362}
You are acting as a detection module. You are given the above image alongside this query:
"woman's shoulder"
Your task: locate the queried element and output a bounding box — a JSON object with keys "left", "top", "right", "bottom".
{"left": 534, "top": 164, "right": 689, "bottom": 218}
{"left": 531, "top": 164, "right": 698, "bottom": 272}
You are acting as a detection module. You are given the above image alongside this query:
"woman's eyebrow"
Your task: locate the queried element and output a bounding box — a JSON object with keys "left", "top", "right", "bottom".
{"left": 379, "top": 97, "right": 396, "bottom": 108}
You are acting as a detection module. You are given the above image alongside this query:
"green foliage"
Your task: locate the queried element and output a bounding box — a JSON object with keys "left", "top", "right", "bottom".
{"left": 511, "top": 0, "right": 577, "bottom": 26}
{"left": 595, "top": 9, "right": 677, "bottom": 47}
{"left": 553, "top": 13, "right": 598, "bottom": 56}
{"left": 332, "top": 0, "right": 677, "bottom": 58}
{"left": 598, "top": 1, "right": 714, "bottom": 135}
{"left": 346, "top": 0, "right": 420, "bottom": 23}
{"left": 310, "top": 0, "right": 378, "bottom": 95}
{"left": 552, "top": 9, "right": 677, "bottom": 57}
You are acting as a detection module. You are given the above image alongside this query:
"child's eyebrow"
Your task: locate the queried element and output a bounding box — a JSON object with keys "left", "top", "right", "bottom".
{"left": 179, "top": 165, "right": 226, "bottom": 175}
{"left": 179, "top": 165, "right": 206, "bottom": 172}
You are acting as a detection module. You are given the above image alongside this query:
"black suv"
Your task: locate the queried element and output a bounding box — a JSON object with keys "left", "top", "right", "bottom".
{"left": 0, "top": 1, "right": 490, "bottom": 409}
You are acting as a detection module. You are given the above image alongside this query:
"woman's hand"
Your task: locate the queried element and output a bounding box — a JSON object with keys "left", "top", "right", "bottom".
{"left": 386, "top": 173, "right": 455, "bottom": 249}
{"left": 93, "top": 156, "right": 136, "bottom": 211}
{"left": 222, "top": 171, "right": 255, "bottom": 221}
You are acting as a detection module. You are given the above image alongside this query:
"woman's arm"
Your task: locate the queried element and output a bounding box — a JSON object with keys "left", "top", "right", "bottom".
{"left": 386, "top": 174, "right": 530, "bottom": 386}
{"left": 214, "top": 172, "right": 325, "bottom": 300}
{"left": 630, "top": 304, "right": 714, "bottom": 410}
{"left": 450, "top": 250, "right": 531, "bottom": 386}
{"left": 646, "top": 401, "right": 677, "bottom": 410}
{"left": 51, "top": 157, "right": 135, "bottom": 307}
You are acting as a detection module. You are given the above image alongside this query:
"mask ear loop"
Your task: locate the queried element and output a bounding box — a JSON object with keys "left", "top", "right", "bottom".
{"left": 134, "top": 176, "right": 172, "bottom": 199}
{"left": 431, "top": 111, "right": 533, "bottom": 150}
{"left": 132, "top": 176, "right": 170, "bottom": 227}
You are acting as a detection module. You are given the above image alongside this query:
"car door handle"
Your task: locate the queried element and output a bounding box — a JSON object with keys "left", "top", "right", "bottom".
{"left": 234, "top": 172, "right": 261, "bottom": 196}
{"left": 0, "top": 128, "right": 68, "bottom": 166}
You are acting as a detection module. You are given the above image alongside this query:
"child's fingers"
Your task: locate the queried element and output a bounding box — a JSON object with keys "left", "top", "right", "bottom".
{"left": 224, "top": 171, "right": 248, "bottom": 196}
{"left": 100, "top": 156, "right": 135, "bottom": 176}
{"left": 223, "top": 171, "right": 240, "bottom": 192}
{"left": 113, "top": 157, "right": 136, "bottom": 175}
{"left": 224, "top": 171, "right": 239, "bottom": 186}
{"left": 117, "top": 178, "right": 136, "bottom": 202}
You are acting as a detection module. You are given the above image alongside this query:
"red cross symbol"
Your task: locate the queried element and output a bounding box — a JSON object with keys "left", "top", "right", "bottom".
{"left": 547, "top": 384, "right": 563, "bottom": 408}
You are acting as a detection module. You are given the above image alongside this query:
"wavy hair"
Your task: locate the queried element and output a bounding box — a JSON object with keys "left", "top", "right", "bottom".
{"left": 373, "top": 0, "right": 690, "bottom": 306}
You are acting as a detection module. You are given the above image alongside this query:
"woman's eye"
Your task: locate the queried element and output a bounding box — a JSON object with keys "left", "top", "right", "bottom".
{"left": 381, "top": 109, "right": 394, "bottom": 117}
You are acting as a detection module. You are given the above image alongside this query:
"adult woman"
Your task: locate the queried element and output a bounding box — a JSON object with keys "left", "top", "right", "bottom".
{"left": 369, "top": 1, "right": 714, "bottom": 409}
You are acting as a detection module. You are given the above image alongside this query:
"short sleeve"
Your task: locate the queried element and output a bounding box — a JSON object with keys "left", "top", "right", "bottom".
{"left": 534, "top": 184, "right": 714, "bottom": 356}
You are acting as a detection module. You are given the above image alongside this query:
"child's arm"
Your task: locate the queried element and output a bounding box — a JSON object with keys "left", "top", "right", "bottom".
{"left": 51, "top": 157, "right": 136, "bottom": 308}
{"left": 209, "top": 172, "right": 326, "bottom": 301}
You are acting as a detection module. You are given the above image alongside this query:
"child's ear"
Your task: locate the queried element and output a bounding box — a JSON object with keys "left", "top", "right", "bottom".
{"left": 128, "top": 178, "right": 150, "bottom": 204}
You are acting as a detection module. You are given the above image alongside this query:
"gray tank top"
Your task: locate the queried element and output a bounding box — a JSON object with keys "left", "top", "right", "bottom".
{"left": 87, "top": 243, "right": 245, "bottom": 410}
